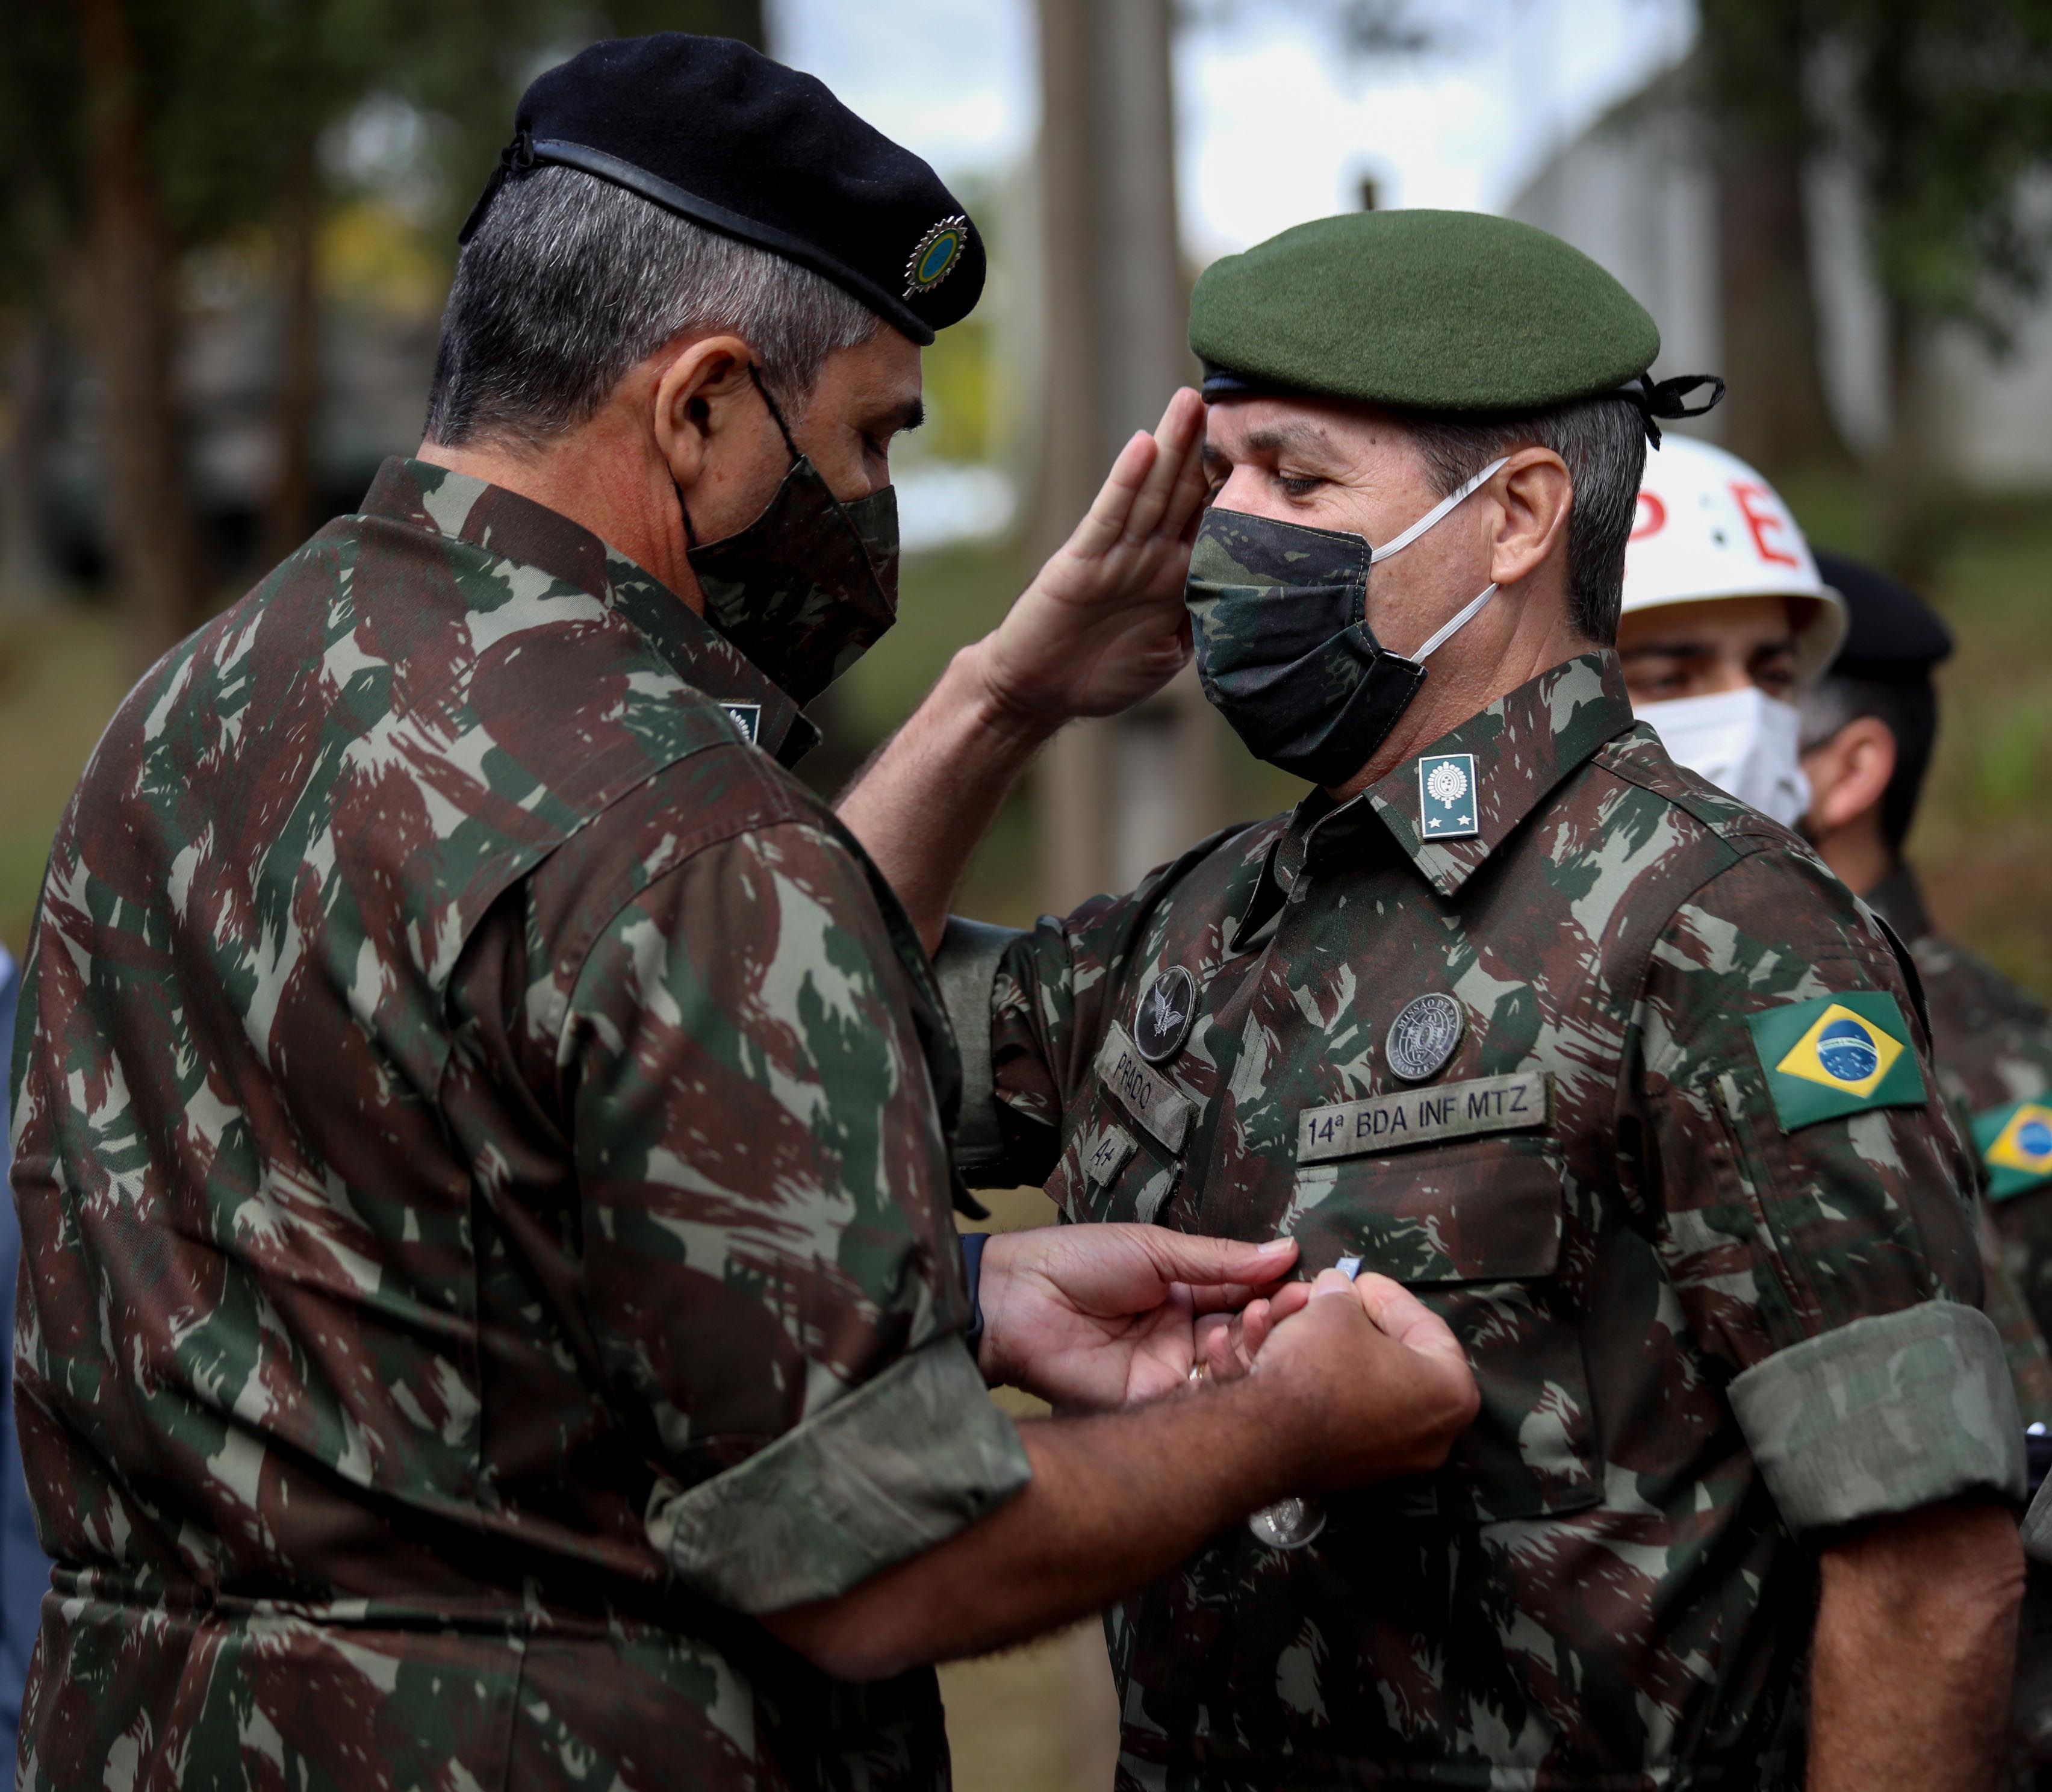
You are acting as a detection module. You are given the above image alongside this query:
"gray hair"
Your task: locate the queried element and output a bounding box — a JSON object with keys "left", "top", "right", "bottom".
{"left": 424, "top": 165, "right": 884, "bottom": 452}
{"left": 1395, "top": 396, "right": 1649, "bottom": 644}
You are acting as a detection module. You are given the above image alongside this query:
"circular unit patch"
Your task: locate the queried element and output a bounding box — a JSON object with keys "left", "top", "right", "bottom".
{"left": 1134, "top": 966, "right": 1198, "bottom": 1064}
{"left": 904, "top": 215, "right": 970, "bottom": 297}
{"left": 1385, "top": 992, "right": 1465, "bottom": 1083}
{"left": 1815, "top": 1016, "right": 1880, "bottom": 1085}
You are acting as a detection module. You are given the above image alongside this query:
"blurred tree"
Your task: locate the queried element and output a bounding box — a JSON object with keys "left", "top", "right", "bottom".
{"left": 1699, "top": 0, "right": 2052, "bottom": 571}
{"left": 0, "top": 0, "right": 765, "bottom": 650}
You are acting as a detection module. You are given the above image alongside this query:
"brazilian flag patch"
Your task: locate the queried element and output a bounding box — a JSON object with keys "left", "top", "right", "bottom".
{"left": 1746, "top": 993, "right": 1927, "bottom": 1133}
{"left": 1973, "top": 1098, "right": 2052, "bottom": 1201}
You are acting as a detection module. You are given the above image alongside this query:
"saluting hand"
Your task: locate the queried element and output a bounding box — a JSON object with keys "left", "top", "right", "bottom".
{"left": 969, "top": 387, "right": 1210, "bottom": 727}
{"left": 974, "top": 1222, "right": 1298, "bottom": 1410}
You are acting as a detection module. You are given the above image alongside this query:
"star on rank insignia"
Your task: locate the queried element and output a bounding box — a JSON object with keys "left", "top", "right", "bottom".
{"left": 1974, "top": 1099, "right": 2052, "bottom": 1201}
{"left": 1745, "top": 993, "right": 1927, "bottom": 1131}
{"left": 1418, "top": 752, "right": 1478, "bottom": 839}
{"left": 1134, "top": 966, "right": 1197, "bottom": 1063}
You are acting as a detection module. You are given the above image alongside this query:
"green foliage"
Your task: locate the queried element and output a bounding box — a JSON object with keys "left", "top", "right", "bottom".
{"left": 1702, "top": 0, "right": 2052, "bottom": 347}
{"left": 0, "top": 0, "right": 766, "bottom": 304}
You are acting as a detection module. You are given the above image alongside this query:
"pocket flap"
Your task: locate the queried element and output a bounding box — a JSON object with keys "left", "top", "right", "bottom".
{"left": 1286, "top": 1135, "right": 1564, "bottom": 1283}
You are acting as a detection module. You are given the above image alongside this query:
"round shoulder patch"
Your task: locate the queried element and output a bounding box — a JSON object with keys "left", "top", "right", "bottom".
{"left": 905, "top": 215, "right": 970, "bottom": 297}
{"left": 1386, "top": 992, "right": 1464, "bottom": 1083}
{"left": 1134, "top": 966, "right": 1198, "bottom": 1064}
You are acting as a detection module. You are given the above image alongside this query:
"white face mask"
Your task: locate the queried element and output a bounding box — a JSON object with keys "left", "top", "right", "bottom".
{"left": 1639, "top": 685, "right": 1813, "bottom": 829}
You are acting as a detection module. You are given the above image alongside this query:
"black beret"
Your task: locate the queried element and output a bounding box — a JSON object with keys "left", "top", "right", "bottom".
{"left": 459, "top": 34, "right": 983, "bottom": 346}
{"left": 1813, "top": 551, "right": 1954, "bottom": 682}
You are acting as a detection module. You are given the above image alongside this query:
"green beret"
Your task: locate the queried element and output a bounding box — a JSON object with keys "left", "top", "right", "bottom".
{"left": 1189, "top": 209, "right": 1662, "bottom": 414}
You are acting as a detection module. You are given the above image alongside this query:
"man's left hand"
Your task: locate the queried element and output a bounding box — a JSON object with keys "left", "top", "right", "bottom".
{"left": 976, "top": 1225, "right": 1297, "bottom": 1409}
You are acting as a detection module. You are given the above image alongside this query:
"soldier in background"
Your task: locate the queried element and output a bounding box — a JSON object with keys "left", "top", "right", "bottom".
{"left": 1799, "top": 555, "right": 2052, "bottom": 1346}
{"left": 5, "top": 37, "right": 1478, "bottom": 1792}
{"left": 842, "top": 207, "right": 2027, "bottom": 1789}
{"left": 1797, "top": 554, "right": 2052, "bottom": 1785}
{"left": 1612, "top": 455, "right": 2052, "bottom": 1428}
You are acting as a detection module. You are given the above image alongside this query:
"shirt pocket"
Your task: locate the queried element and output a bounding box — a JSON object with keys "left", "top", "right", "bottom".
{"left": 1283, "top": 1134, "right": 1602, "bottom": 1522}
{"left": 1048, "top": 1103, "right": 1182, "bottom": 1226}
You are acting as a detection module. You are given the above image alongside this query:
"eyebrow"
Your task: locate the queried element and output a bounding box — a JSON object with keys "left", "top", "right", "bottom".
{"left": 1204, "top": 420, "right": 1340, "bottom": 468}
{"left": 868, "top": 398, "right": 925, "bottom": 437}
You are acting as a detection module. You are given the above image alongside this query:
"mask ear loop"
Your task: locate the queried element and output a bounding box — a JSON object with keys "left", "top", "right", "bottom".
{"left": 680, "top": 362, "right": 798, "bottom": 553}
{"left": 1364, "top": 455, "right": 1511, "bottom": 659}
{"left": 1368, "top": 456, "right": 1509, "bottom": 564}
{"left": 747, "top": 364, "right": 803, "bottom": 462}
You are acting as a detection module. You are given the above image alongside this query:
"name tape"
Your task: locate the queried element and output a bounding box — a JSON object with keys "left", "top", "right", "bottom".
{"left": 1297, "top": 1071, "right": 1550, "bottom": 1164}
{"left": 1095, "top": 1024, "right": 1195, "bottom": 1152}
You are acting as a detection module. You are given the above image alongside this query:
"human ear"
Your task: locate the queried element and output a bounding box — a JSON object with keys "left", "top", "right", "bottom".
{"left": 650, "top": 334, "right": 754, "bottom": 497}
{"left": 1488, "top": 449, "right": 1572, "bottom": 588}
{"left": 1806, "top": 716, "right": 1897, "bottom": 833}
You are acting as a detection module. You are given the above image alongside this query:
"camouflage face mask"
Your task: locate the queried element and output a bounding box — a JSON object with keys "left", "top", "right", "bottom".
{"left": 1185, "top": 455, "right": 1508, "bottom": 786}
{"left": 685, "top": 371, "right": 901, "bottom": 706}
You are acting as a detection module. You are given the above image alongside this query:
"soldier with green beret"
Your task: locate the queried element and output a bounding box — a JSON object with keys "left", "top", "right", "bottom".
{"left": 7, "top": 41, "right": 1484, "bottom": 1792}
{"left": 841, "top": 207, "right": 2026, "bottom": 1788}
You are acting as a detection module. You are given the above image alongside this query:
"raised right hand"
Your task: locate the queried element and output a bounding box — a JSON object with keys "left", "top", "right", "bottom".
{"left": 1248, "top": 1270, "right": 1479, "bottom": 1489}
{"left": 965, "top": 387, "right": 1209, "bottom": 729}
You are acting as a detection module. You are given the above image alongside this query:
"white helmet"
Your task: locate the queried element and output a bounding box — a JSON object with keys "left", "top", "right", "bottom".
{"left": 1622, "top": 435, "right": 1846, "bottom": 685}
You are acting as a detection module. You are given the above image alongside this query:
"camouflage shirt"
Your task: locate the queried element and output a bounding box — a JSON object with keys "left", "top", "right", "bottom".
{"left": 1867, "top": 866, "right": 2052, "bottom": 1357}
{"left": 943, "top": 653, "right": 2018, "bottom": 1791}
{"left": 7, "top": 458, "right": 1030, "bottom": 1792}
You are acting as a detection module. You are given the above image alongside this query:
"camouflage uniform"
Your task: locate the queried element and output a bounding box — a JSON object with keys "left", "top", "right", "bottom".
{"left": 7, "top": 456, "right": 1030, "bottom": 1791}
{"left": 944, "top": 652, "right": 2019, "bottom": 1790}
{"left": 1866, "top": 867, "right": 2052, "bottom": 1348}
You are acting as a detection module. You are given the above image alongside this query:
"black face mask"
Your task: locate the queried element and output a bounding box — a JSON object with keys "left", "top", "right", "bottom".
{"left": 683, "top": 371, "right": 901, "bottom": 706}
{"left": 1184, "top": 456, "right": 1507, "bottom": 786}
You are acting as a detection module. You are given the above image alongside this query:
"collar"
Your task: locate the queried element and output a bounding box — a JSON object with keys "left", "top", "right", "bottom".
{"left": 1305, "top": 651, "right": 1637, "bottom": 900}
{"left": 359, "top": 456, "right": 821, "bottom": 768}
{"left": 1862, "top": 862, "right": 1933, "bottom": 945}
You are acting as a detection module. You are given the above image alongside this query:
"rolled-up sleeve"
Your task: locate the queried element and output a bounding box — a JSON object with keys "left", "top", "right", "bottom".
{"left": 1635, "top": 845, "right": 2023, "bottom": 1529}
{"left": 565, "top": 821, "right": 1031, "bottom": 1610}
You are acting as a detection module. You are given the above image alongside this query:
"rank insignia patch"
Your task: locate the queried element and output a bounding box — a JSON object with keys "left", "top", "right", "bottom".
{"left": 1974, "top": 1099, "right": 2052, "bottom": 1201}
{"left": 1746, "top": 993, "right": 1927, "bottom": 1132}
{"left": 1418, "top": 753, "right": 1478, "bottom": 839}
{"left": 719, "top": 701, "right": 762, "bottom": 745}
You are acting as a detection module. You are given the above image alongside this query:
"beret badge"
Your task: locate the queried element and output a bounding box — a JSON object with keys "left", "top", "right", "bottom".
{"left": 905, "top": 215, "right": 971, "bottom": 299}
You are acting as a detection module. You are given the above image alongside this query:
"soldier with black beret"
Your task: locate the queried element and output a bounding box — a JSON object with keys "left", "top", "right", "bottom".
{"left": 8, "top": 37, "right": 1484, "bottom": 1792}
{"left": 842, "top": 208, "right": 2026, "bottom": 1787}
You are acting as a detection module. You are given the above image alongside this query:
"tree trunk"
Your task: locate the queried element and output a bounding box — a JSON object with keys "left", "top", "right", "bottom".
{"left": 1874, "top": 302, "right": 1947, "bottom": 585}
{"left": 265, "top": 127, "right": 323, "bottom": 566}
{"left": 1697, "top": 0, "right": 1847, "bottom": 476}
{"left": 1711, "top": 97, "right": 1848, "bottom": 474}
{"left": 76, "top": 0, "right": 201, "bottom": 661}
{"left": 0, "top": 312, "right": 61, "bottom": 612}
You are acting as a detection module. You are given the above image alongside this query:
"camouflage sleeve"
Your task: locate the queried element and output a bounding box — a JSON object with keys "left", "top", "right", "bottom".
{"left": 934, "top": 917, "right": 1022, "bottom": 1183}
{"left": 1633, "top": 845, "right": 2024, "bottom": 1531}
{"left": 565, "top": 821, "right": 1031, "bottom": 1613}
{"left": 944, "top": 887, "right": 1140, "bottom": 1190}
